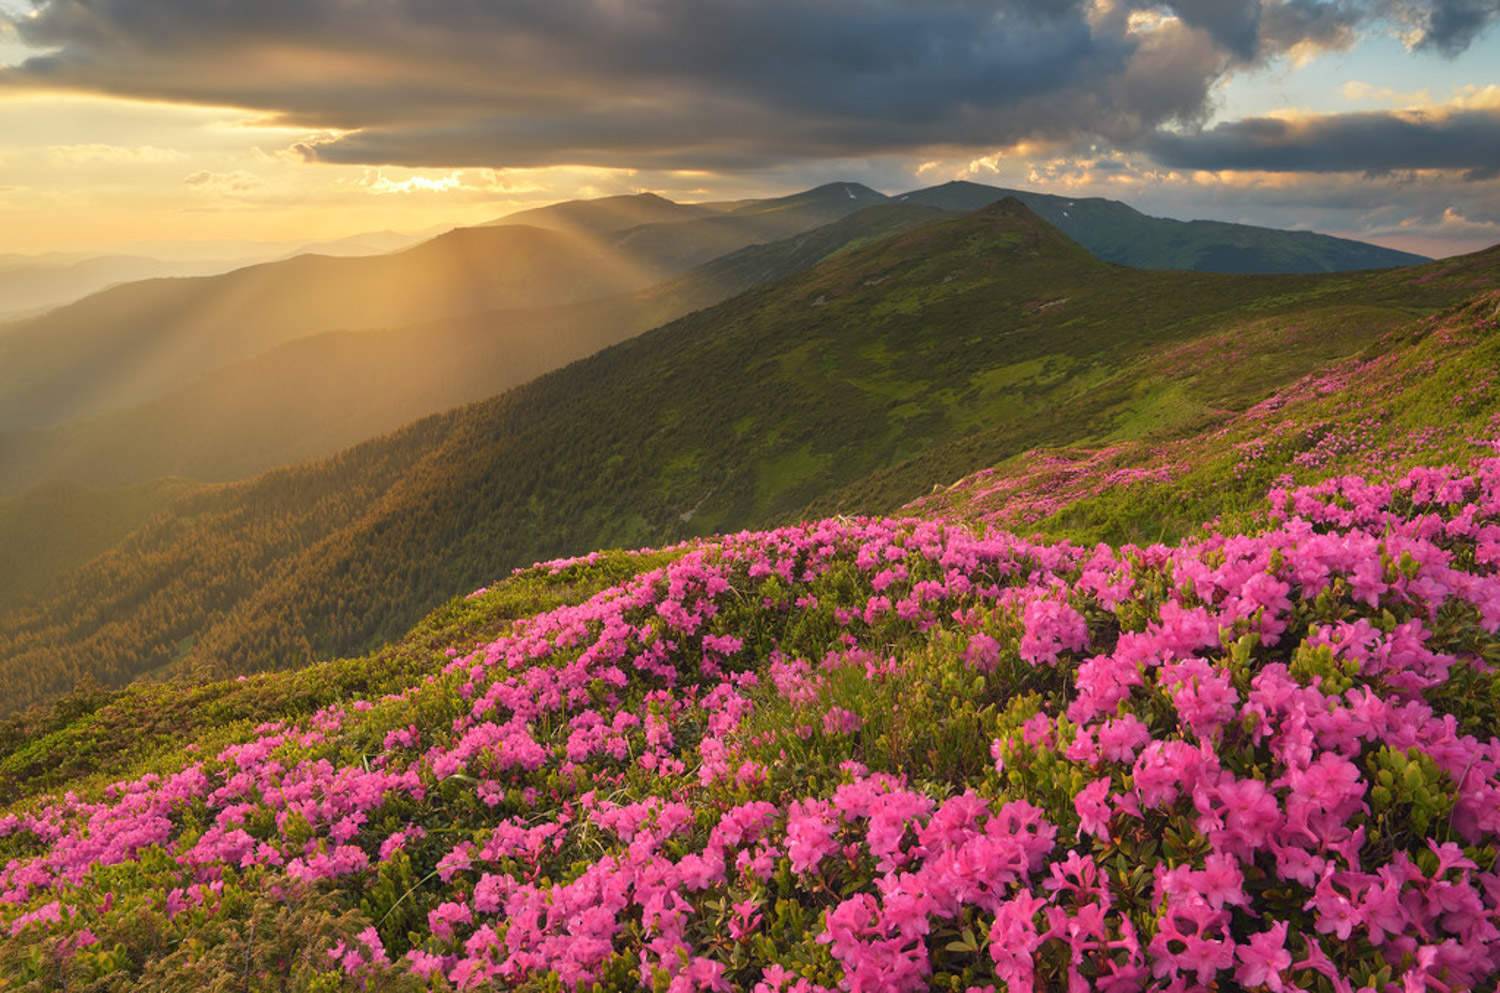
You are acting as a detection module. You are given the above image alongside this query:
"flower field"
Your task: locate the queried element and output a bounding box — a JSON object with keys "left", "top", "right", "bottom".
{"left": 3, "top": 453, "right": 1500, "bottom": 992}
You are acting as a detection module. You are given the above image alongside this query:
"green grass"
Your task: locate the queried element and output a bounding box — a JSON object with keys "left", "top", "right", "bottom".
{"left": 911, "top": 291, "right": 1500, "bottom": 546}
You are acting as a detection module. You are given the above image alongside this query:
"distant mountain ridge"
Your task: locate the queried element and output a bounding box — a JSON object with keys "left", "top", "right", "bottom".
{"left": 0, "top": 231, "right": 437, "bottom": 321}
{"left": 897, "top": 180, "right": 1429, "bottom": 273}
{"left": 0, "top": 224, "right": 675, "bottom": 431}
{"left": 0, "top": 203, "right": 945, "bottom": 498}
{"left": 0, "top": 184, "right": 893, "bottom": 435}
{"left": 1, "top": 198, "right": 1492, "bottom": 714}
{"left": 485, "top": 191, "right": 718, "bottom": 235}
{"left": 0, "top": 254, "right": 241, "bottom": 322}
{"left": 491, "top": 179, "right": 1429, "bottom": 276}
{"left": 0, "top": 179, "right": 1428, "bottom": 437}
{"left": 490, "top": 183, "right": 893, "bottom": 275}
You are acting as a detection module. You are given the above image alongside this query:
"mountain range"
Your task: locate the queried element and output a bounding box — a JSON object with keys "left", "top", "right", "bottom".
{"left": 0, "top": 182, "right": 1427, "bottom": 497}
{"left": 0, "top": 202, "right": 946, "bottom": 498}
{"left": 0, "top": 231, "right": 438, "bottom": 322}
{"left": 0, "top": 196, "right": 1488, "bottom": 715}
{"left": 899, "top": 180, "right": 1429, "bottom": 273}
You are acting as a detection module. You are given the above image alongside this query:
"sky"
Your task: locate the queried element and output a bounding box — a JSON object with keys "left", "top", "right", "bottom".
{"left": 1, "top": 0, "right": 1498, "bottom": 259}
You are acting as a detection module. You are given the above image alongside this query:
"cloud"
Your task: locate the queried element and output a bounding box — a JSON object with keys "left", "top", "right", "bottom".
{"left": 3, "top": 0, "right": 1471, "bottom": 174}
{"left": 1340, "top": 80, "right": 1434, "bottom": 105}
{"left": 47, "top": 143, "right": 185, "bottom": 165}
{"left": 184, "top": 169, "right": 262, "bottom": 193}
{"left": 1144, "top": 106, "right": 1500, "bottom": 176}
{"left": 362, "top": 171, "right": 466, "bottom": 195}
{"left": 1260, "top": 0, "right": 1364, "bottom": 56}
{"left": 1405, "top": 0, "right": 1500, "bottom": 54}
{"left": 1163, "top": 0, "right": 1266, "bottom": 57}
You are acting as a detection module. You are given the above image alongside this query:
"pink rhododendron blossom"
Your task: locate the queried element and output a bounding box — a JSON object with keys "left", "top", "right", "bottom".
{"left": 3, "top": 457, "right": 1500, "bottom": 991}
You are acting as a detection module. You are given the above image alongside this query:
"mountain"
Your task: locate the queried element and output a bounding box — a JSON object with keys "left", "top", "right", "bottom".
{"left": 1, "top": 200, "right": 1494, "bottom": 714}
{"left": 281, "top": 229, "right": 435, "bottom": 259}
{"left": 0, "top": 478, "right": 199, "bottom": 610}
{"left": 486, "top": 191, "right": 719, "bottom": 234}
{"left": 484, "top": 185, "right": 893, "bottom": 274}
{"left": 0, "top": 254, "right": 241, "bottom": 321}
{"left": 599, "top": 182, "right": 893, "bottom": 273}
{"left": 0, "top": 203, "right": 945, "bottom": 496}
{"left": 0, "top": 224, "right": 672, "bottom": 431}
{"left": 695, "top": 181, "right": 888, "bottom": 214}
{"left": 900, "top": 180, "right": 1431, "bottom": 273}
{"left": 0, "top": 186, "right": 895, "bottom": 436}
{"left": 0, "top": 233, "right": 439, "bottom": 322}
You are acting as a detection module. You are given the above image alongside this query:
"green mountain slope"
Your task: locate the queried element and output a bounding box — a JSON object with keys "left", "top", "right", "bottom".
{"left": 908, "top": 283, "right": 1500, "bottom": 544}
{"left": 0, "top": 478, "right": 200, "bottom": 611}
{"left": 900, "top": 180, "right": 1430, "bottom": 273}
{"left": 0, "top": 204, "right": 944, "bottom": 495}
{"left": 9, "top": 289, "right": 1494, "bottom": 806}
{"left": 2, "top": 200, "right": 1494, "bottom": 715}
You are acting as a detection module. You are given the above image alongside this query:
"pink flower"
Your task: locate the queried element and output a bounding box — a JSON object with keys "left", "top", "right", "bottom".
{"left": 1096, "top": 715, "right": 1151, "bottom": 763}
{"left": 964, "top": 634, "right": 1001, "bottom": 672}
{"left": 822, "top": 707, "right": 864, "bottom": 735}
{"left": 1075, "top": 778, "right": 1113, "bottom": 841}
{"left": 1235, "top": 922, "right": 1292, "bottom": 991}
{"left": 1019, "top": 597, "right": 1089, "bottom": 666}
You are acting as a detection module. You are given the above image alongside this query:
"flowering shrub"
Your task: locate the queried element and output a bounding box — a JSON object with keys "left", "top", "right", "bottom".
{"left": 2, "top": 455, "right": 1500, "bottom": 992}
{"left": 910, "top": 292, "right": 1500, "bottom": 549}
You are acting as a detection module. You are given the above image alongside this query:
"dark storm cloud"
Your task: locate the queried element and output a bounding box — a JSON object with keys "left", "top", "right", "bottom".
{"left": 1164, "top": 0, "right": 1266, "bottom": 57}
{"left": 1408, "top": 0, "right": 1500, "bottom": 53}
{"left": 0, "top": 1, "right": 1493, "bottom": 172}
{"left": 1261, "top": 0, "right": 1364, "bottom": 49}
{"left": 1144, "top": 108, "right": 1500, "bottom": 175}
{"left": 0, "top": 0, "right": 1128, "bottom": 169}
{"left": 0, "top": 0, "right": 1368, "bottom": 170}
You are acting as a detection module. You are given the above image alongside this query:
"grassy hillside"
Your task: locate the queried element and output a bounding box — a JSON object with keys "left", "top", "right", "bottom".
{"left": 907, "top": 287, "right": 1500, "bottom": 544}
{"left": 2, "top": 201, "right": 1494, "bottom": 715}
{"left": 0, "top": 204, "right": 945, "bottom": 494}
{"left": 901, "top": 180, "right": 1430, "bottom": 273}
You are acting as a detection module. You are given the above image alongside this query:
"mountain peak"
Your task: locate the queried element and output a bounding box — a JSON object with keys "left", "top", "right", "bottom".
{"left": 737, "top": 182, "right": 888, "bottom": 213}
{"left": 804, "top": 181, "right": 885, "bottom": 197}
{"left": 955, "top": 194, "right": 1083, "bottom": 243}
{"left": 484, "top": 192, "right": 709, "bottom": 234}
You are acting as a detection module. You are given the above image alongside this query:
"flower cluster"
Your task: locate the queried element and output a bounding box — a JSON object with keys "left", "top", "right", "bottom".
{"left": 2, "top": 456, "right": 1500, "bottom": 992}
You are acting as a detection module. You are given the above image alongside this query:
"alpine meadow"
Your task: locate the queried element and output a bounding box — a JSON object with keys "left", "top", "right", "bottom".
{"left": 2, "top": 3, "right": 1500, "bottom": 993}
